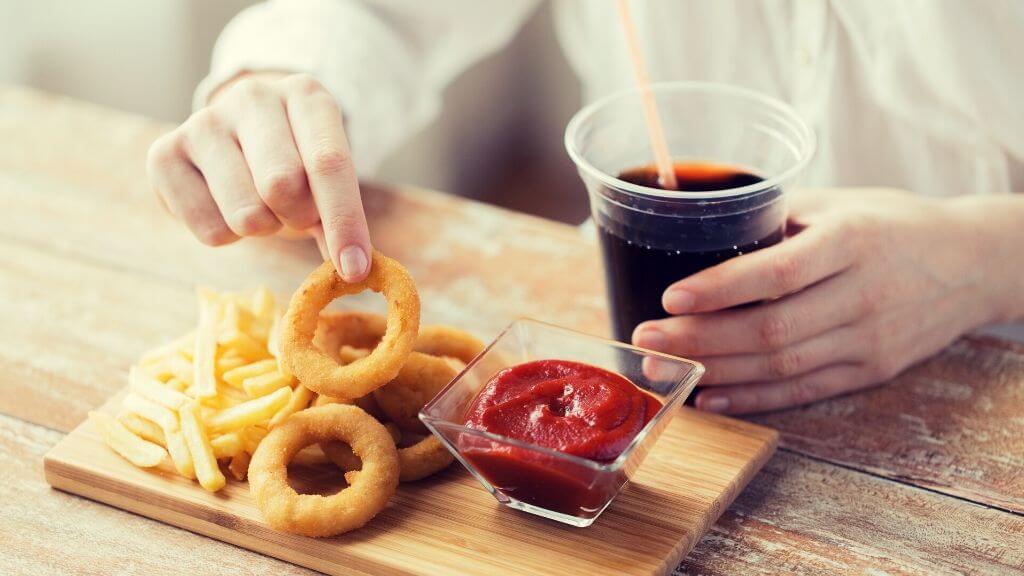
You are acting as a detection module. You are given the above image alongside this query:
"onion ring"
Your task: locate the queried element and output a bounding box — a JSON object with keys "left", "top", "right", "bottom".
{"left": 279, "top": 253, "right": 420, "bottom": 399}
{"left": 248, "top": 404, "right": 399, "bottom": 537}
{"left": 315, "top": 310, "right": 484, "bottom": 366}
{"left": 372, "top": 351, "right": 459, "bottom": 434}
{"left": 413, "top": 324, "right": 486, "bottom": 365}
{"left": 322, "top": 432, "right": 454, "bottom": 483}
{"left": 313, "top": 312, "right": 386, "bottom": 361}
{"left": 314, "top": 391, "right": 386, "bottom": 420}
{"left": 310, "top": 345, "right": 387, "bottom": 419}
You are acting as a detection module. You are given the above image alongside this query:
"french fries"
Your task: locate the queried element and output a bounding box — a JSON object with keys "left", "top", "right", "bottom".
{"left": 180, "top": 402, "right": 226, "bottom": 492}
{"left": 223, "top": 359, "right": 277, "bottom": 387}
{"left": 269, "top": 385, "right": 314, "bottom": 429}
{"left": 90, "top": 412, "right": 167, "bottom": 468}
{"left": 95, "top": 286, "right": 299, "bottom": 493}
{"left": 206, "top": 387, "right": 292, "bottom": 434}
{"left": 242, "top": 371, "right": 293, "bottom": 398}
{"left": 123, "top": 392, "right": 179, "bottom": 432}
{"left": 216, "top": 354, "right": 249, "bottom": 377}
{"left": 251, "top": 286, "right": 275, "bottom": 319}
{"left": 210, "top": 431, "right": 243, "bottom": 459}
{"left": 193, "top": 288, "right": 222, "bottom": 398}
{"left": 117, "top": 412, "right": 166, "bottom": 446}
{"left": 218, "top": 328, "right": 269, "bottom": 361}
{"left": 228, "top": 451, "right": 251, "bottom": 481}
{"left": 165, "top": 430, "right": 196, "bottom": 479}
{"left": 242, "top": 426, "right": 269, "bottom": 453}
{"left": 129, "top": 367, "right": 190, "bottom": 410}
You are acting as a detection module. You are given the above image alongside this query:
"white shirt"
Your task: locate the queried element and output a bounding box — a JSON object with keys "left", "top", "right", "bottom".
{"left": 197, "top": 0, "right": 1024, "bottom": 197}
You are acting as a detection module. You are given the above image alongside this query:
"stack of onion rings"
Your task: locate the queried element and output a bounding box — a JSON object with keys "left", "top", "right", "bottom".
{"left": 255, "top": 255, "right": 485, "bottom": 536}
{"left": 310, "top": 310, "right": 484, "bottom": 482}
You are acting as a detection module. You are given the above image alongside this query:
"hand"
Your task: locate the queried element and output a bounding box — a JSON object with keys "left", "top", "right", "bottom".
{"left": 147, "top": 72, "right": 372, "bottom": 281}
{"left": 633, "top": 188, "right": 1019, "bottom": 415}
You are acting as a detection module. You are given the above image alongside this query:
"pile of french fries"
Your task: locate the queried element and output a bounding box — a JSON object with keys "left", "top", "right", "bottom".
{"left": 89, "top": 286, "right": 313, "bottom": 492}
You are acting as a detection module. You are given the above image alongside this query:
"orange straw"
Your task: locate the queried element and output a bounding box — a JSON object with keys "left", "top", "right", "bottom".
{"left": 615, "top": 0, "right": 677, "bottom": 190}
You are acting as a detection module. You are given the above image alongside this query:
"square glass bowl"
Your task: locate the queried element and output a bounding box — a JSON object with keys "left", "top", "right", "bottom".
{"left": 420, "top": 319, "right": 704, "bottom": 527}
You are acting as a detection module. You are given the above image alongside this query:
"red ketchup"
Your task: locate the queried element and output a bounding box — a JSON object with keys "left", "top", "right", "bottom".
{"left": 461, "top": 359, "right": 662, "bottom": 518}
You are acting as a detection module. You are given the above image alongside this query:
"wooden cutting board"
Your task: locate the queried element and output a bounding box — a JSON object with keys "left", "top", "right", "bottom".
{"left": 45, "top": 389, "right": 777, "bottom": 576}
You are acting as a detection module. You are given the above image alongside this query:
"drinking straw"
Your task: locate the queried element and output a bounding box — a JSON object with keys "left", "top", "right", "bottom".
{"left": 615, "top": 0, "right": 677, "bottom": 189}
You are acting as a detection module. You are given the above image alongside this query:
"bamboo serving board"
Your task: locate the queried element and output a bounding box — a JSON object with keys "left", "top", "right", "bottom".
{"left": 45, "top": 389, "right": 777, "bottom": 576}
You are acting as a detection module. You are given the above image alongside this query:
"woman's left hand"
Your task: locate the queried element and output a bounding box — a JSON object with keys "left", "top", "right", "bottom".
{"left": 632, "top": 188, "right": 1020, "bottom": 415}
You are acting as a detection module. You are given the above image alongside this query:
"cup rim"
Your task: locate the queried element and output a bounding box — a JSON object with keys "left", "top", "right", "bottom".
{"left": 564, "top": 81, "right": 816, "bottom": 200}
{"left": 419, "top": 318, "right": 705, "bottom": 472}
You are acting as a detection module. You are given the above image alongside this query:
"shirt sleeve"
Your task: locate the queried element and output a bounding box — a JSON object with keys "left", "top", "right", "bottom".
{"left": 195, "top": 0, "right": 541, "bottom": 174}
{"left": 834, "top": 0, "right": 1024, "bottom": 194}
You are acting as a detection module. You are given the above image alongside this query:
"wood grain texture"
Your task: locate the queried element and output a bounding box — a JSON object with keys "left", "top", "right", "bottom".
{"left": 0, "top": 238, "right": 195, "bottom": 432}
{"left": 45, "top": 392, "right": 777, "bottom": 576}
{"left": 754, "top": 336, "right": 1024, "bottom": 513}
{"left": 678, "top": 452, "right": 1024, "bottom": 576}
{"left": 0, "top": 413, "right": 315, "bottom": 576}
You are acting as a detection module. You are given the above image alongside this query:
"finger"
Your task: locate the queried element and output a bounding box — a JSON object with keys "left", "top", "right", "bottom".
{"left": 641, "top": 355, "right": 705, "bottom": 383}
{"left": 146, "top": 133, "right": 238, "bottom": 246}
{"left": 693, "top": 325, "right": 863, "bottom": 385}
{"left": 309, "top": 225, "right": 330, "bottom": 262}
{"left": 635, "top": 272, "right": 865, "bottom": 356}
{"left": 228, "top": 80, "right": 319, "bottom": 229}
{"left": 284, "top": 76, "right": 372, "bottom": 282}
{"left": 662, "top": 218, "right": 855, "bottom": 314}
{"left": 184, "top": 111, "right": 281, "bottom": 237}
{"left": 693, "top": 364, "right": 874, "bottom": 415}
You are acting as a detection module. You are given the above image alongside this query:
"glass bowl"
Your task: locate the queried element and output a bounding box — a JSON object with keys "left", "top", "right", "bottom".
{"left": 419, "top": 318, "right": 704, "bottom": 527}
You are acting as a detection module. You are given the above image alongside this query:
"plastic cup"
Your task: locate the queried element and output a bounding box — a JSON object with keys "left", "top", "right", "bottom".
{"left": 565, "top": 82, "right": 815, "bottom": 342}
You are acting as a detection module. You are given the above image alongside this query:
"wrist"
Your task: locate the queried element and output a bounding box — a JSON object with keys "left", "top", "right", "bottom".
{"left": 948, "top": 195, "right": 1024, "bottom": 323}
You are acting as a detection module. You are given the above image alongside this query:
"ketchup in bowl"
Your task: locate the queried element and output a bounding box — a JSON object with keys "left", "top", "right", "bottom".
{"left": 460, "top": 359, "right": 662, "bottom": 518}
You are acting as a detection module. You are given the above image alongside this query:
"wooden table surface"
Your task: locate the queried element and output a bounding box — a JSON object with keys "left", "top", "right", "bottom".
{"left": 1, "top": 86, "right": 1022, "bottom": 575}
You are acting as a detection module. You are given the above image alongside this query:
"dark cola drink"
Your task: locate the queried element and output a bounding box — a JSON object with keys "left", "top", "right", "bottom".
{"left": 597, "top": 162, "right": 785, "bottom": 342}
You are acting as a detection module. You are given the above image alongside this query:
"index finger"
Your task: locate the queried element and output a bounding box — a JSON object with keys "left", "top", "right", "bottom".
{"left": 663, "top": 220, "right": 854, "bottom": 313}
{"left": 284, "top": 76, "right": 372, "bottom": 282}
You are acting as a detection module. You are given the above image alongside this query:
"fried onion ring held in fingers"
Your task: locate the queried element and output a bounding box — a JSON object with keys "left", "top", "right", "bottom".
{"left": 311, "top": 347, "right": 387, "bottom": 420}
{"left": 280, "top": 253, "right": 420, "bottom": 399}
{"left": 314, "top": 310, "right": 484, "bottom": 366}
{"left": 248, "top": 405, "right": 399, "bottom": 537}
{"left": 322, "top": 432, "right": 454, "bottom": 483}
{"left": 313, "top": 313, "right": 386, "bottom": 361}
{"left": 372, "top": 351, "right": 459, "bottom": 434}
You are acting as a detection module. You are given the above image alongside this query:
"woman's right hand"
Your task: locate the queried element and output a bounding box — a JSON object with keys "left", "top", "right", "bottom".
{"left": 147, "top": 72, "right": 372, "bottom": 282}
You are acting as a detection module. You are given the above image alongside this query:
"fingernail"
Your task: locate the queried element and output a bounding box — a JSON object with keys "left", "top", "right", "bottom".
{"left": 633, "top": 327, "right": 666, "bottom": 351}
{"left": 699, "top": 396, "right": 730, "bottom": 413}
{"left": 663, "top": 289, "right": 695, "bottom": 314}
{"left": 338, "top": 245, "right": 368, "bottom": 281}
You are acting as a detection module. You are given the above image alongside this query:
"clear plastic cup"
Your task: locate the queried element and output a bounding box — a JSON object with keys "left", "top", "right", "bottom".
{"left": 565, "top": 82, "right": 815, "bottom": 342}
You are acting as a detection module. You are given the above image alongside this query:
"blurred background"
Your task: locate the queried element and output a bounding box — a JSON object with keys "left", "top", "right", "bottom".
{"left": 0, "top": 0, "right": 588, "bottom": 223}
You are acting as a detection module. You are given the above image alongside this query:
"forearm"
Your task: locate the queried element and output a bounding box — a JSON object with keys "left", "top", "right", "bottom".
{"left": 949, "top": 194, "right": 1024, "bottom": 323}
